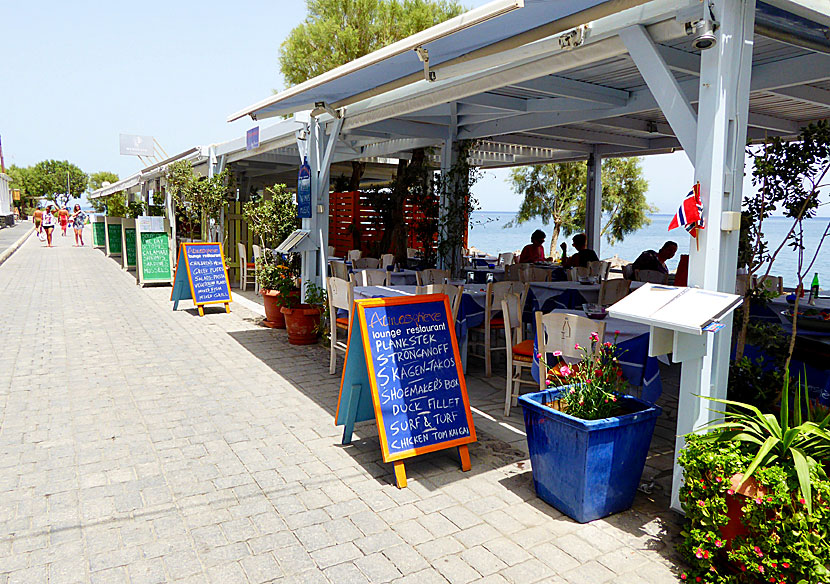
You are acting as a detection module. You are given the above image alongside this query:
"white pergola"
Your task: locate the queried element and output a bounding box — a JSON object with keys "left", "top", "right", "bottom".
{"left": 226, "top": 0, "right": 829, "bottom": 511}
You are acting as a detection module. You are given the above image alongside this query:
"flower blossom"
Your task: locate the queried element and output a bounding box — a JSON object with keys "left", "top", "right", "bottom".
{"left": 553, "top": 350, "right": 562, "bottom": 357}
{"left": 590, "top": 332, "right": 599, "bottom": 341}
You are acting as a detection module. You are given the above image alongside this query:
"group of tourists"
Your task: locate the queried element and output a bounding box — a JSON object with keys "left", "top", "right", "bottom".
{"left": 32, "top": 204, "right": 87, "bottom": 248}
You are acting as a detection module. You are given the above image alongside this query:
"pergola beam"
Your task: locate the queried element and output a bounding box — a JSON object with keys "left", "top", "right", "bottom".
{"left": 766, "top": 85, "right": 830, "bottom": 109}
{"left": 511, "top": 75, "right": 630, "bottom": 106}
{"left": 530, "top": 126, "right": 650, "bottom": 149}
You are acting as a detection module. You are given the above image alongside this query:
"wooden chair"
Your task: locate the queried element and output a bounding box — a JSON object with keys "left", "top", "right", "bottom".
{"left": 567, "top": 266, "right": 590, "bottom": 281}
{"left": 505, "top": 263, "right": 521, "bottom": 281}
{"left": 498, "top": 252, "right": 514, "bottom": 266}
{"left": 535, "top": 311, "right": 606, "bottom": 391}
{"left": 416, "top": 284, "right": 462, "bottom": 320}
{"left": 588, "top": 260, "right": 610, "bottom": 282}
{"left": 635, "top": 269, "right": 669, "bottom": 284}
{"left": 416, "top": 269, "right": 450, "bottom": 286}
{"left": 754, "top": 274, "right": 784, "bottom": 295}
{"left": 502, "top": 293, "right": 536, "bottom": 416}
{"left": 347, "top": 249, "right": 362, "bottom": 262}
{"left": 381, "top": 253, "right": 395, "bottom": 269}
{"left": 237, "top": 242, "right": 256, "bottom": 291}
{"left": 329, "top": 260, "right": 349, "bottom": 281}
{"left": 519, "top": 265, "right": 552, "bottom": 283}
{"left": 621, "top": 264, "right": 635, "bottom": 280}
{"left": 406, "top": 248, "right": 418, "bottom": 258}
{"left": 252, "top": 245, "right": 263, "bottom": 293}
{"left": 327, "top": 245, "right": 335, "bottom": 257}
{"left": 736, "top": 273, "right": 751, "bottom": 296}
{"left": 470, "top": 281, "right": 529, "bottom": 376}
{"left": 598, "top": 278, "right": 631, "bottom": 306}
{"left": 355, "top": 269, "right": 390, "bottom": 286}
{"left": 327, "top": 277, "right": 354, "bottom": 375}
{"left": 353, "top": 257, "right": 380, "bottom": 269}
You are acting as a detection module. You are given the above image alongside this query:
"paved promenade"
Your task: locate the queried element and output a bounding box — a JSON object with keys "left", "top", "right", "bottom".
{"left": 0, "top": 230, "right": 683, "bottom": 583}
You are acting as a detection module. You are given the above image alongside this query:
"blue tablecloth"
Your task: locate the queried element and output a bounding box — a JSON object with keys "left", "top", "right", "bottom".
{"left": 528, "top": 310, "right": 662, "bottom": 403}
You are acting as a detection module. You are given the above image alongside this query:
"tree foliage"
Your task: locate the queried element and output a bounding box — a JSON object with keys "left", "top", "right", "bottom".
{"left": 278, "top": 0, "right": 463, "bottom": 87}
{"left": 243, "top": 184, "right": 300, "bottom": 249}
{"left": 166, "top": 160, "right": 232, "bottom": 241}
{"left": 23, "top": 160, "right": 88, "bottom": 203}
{"left": 507, "top": 158, "right": 653, "bottom": 257}
{"left": 89, "top": 171, "right": 119, "bottom": 192}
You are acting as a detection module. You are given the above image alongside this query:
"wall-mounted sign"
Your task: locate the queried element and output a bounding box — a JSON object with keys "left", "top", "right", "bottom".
{"left": 119, "top": 134, "right": 155, "bottom": 157}
{"left": 297, "top": 157, "right": 312, "bottom": 219}
{"left": 246, "top": 126, "right": 260, "bottom": 151}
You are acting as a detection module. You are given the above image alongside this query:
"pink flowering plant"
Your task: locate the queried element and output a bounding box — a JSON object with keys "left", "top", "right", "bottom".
{"left": 539, "top": 330, "right": 628, "bottom": 421}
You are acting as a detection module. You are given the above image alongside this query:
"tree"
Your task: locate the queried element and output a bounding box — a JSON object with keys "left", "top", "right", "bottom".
{"left": 166, "top": 160, "right": 232, "bottom": 241}
{"left": 278, "top": 0, "right": 463, "bottom": 188}
{"left": 507, "top": 158, "right": 653, "bottom": 257}
{"left": 25, "top": 160, "right": 88, "bottom": 204}
{"left": 6, "top": 165, "right": 34, "bottom": 209}
{"left": 89, "top": 171, "right": 119, "bottom": 192}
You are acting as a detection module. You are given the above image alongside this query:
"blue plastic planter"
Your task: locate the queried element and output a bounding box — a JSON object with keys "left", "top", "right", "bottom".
{"left": 519, "top": 388, "right": 661, "bottom": 523}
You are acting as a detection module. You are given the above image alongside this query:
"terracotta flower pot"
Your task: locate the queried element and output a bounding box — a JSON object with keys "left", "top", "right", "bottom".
{"left": 720, "top": 473, "right": 768, "bottom": 551}
{"left": 281, "top": 304, "right": 321, "bottom": 345}
{"left": 260, "top": 290, "right": 286, "bottom": 328}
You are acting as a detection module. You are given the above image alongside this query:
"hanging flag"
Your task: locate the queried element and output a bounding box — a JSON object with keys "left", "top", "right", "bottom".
{"left": 668, "top": 183, "right": 705, "bottom": 239}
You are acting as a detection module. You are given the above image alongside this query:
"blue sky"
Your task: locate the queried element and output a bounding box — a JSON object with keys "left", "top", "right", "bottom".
{"left": 2, "top": 0, "right": 701, "bottom": 213}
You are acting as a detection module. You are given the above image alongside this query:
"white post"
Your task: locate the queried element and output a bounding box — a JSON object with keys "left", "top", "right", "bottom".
{"left": 671, "top": 0, "right": 756, "bottom": 512}
{"left": 585, "top": 146, "right": 602, "bottom": 256}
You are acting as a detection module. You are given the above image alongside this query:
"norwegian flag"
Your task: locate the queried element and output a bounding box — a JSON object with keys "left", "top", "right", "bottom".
{"left": 668, "top": 183, "right": 705, "bottom": 238}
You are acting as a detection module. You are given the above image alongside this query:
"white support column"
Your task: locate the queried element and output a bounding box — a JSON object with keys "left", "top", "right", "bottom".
{"left": 585, "top": 146, "right": 602, "bottom": 255}
{"left": 671, "top": 0, "right": 756, "bottom": 512}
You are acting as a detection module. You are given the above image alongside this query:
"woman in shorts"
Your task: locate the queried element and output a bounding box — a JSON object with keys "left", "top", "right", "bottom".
{"left": 70, "top": 204, "right": 87, "bottom": 247}
{"left": 41, "top": 206, "right": 56, "bottom": 247}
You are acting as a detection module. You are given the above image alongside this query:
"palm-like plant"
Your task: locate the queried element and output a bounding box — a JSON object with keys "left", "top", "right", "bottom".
{"left": 698, "top": 374, "right": 830, "bottom": 513}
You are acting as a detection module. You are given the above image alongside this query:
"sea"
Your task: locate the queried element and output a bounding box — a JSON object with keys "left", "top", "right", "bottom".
{"left": 468, "top": 212, "right": 830, "bottom": 288}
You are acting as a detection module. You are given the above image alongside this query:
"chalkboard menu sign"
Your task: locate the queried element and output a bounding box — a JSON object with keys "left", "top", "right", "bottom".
{"left": 91, "top": 217, "right": 106, "bottom": 248}
{"left": 106, "top": 219, "right": 122, "bottom": 256}
{"left": 124, "top": 228, "right": 137, "bottom": 267}
{"left": 171, "top": 243, "right": 232, "bottom": 316}
{"left": 336, "top": 294, "right": 475, "bottom": 487}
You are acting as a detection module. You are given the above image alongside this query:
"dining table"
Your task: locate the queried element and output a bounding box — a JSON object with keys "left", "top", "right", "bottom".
{"left": 529, "top": 309, "right": 663, "bottom": 403}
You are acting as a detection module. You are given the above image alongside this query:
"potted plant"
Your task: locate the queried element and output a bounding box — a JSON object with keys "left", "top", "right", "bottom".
{"left": 257, "top": 258, "right": 299, "bottom": 329}
{"left": 281, "top": 282, "right": 325, "bottom": 345}
{"left": 677, "top": 376, "right": 830, "bottom": 583}
{"left": 518, "top": 332, "right": 662, "bottom": 523}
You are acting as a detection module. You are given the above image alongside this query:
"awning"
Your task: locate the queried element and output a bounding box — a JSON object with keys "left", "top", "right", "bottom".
{"left": 88, "top": 173, "right": 141, "bottom": 199}
{"left": 228, "top": 0, "right": 650, "bottom": 122}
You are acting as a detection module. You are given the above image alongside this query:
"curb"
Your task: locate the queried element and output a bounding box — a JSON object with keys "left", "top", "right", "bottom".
{"left": 0, "top": 225, "right": 36, "bottom": 267}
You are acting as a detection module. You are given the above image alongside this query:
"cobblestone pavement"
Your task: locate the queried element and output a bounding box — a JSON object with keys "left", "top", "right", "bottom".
{"left": 0, "top": 230, "right": 684, "bottom": 583}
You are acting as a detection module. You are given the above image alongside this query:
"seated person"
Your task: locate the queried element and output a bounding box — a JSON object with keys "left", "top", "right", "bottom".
{"left": 632, "top": 240, "right": 678, "bottom": 275}
{"left": 518, "top": 229, "right": 547, "bottom": 263}
{"left": 560, "top": 233, "right": 599, "bottom": 268}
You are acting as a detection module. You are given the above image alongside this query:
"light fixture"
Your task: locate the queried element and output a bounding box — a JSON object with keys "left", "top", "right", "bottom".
{"left": 687, "top": 3, "right": 718, "bottom": 51}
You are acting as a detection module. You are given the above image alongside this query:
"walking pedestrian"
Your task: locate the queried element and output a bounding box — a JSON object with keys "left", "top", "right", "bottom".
{"left": 59, "top": 206, "right": 70, "bottom": 237}
{"left": 33, "top": 206, "right": 43, "bottom": 235}
{"left": 41, "top": 206, "right": 56, "bottom": 247}
{"left": 70, "top": 204, "right": 87, "bottom": 247}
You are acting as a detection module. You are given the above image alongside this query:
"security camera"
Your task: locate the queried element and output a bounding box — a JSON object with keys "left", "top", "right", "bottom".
{"left": 689, "top": 18, "right": 717, "bottom": 50}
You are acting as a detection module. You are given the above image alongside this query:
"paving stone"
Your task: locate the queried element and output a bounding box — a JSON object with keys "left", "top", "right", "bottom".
{"left": 561, "top": 560, "right": 616, "bottom": 584}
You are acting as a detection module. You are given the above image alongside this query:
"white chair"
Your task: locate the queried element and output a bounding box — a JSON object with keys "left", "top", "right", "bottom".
{"left": 505, "top": 264, "right": 521, "bottom": 281}
{"left": 353, "top": 257, "right": 380, "bottom": 269}
{"left": 252, "top": 245, "right": 263, "bottom": 293}
{"left": 327, "top": 245, "right": 335, "bottom": 257}
{"left": 566, "top": 266, "right": 590, "bottom": 281}
{"left": 588, "top": 260, "right": 611, "bottom": 282}
{"left": 329, "top": 260, "right": 349, "bottom": 281}
{"left": 598, "top": 278, "right": 631, "bottom": 306}
{"left": 237, "top": 242, "right": 256, "bottom": 292}
{"left": 498, "top": 252, "right": 514, "bottom": 266}
{"left": 356, "top": 269, "right": 390, "bottom": 286}
{"left": 519, "top": 265, "right": 552, "bottom": 283}
{"left": 347, "top": 249, "right": 362, "bottom": 262}
{"left": 327, "top": 277, "right": 354, "bottom": 375}
{"left": 502, "top": 293, "right": 536, "bottom": 416}
{"left": 416, "top": 284, "right": 463, "bottom": 320}
{"left": 416, "top": 269, "right": 450, "bottom": 286}
{"left": 406, "top": 248, "right": 419, "bottom": 259}
{"left": 470, "top": 281, "right": 529, "bottom": 376}
{"left": 381, "top": 253, "right": 395, "bottom": 270}
{"left": 635, "top": 269, "right": 669, "bottom": 284}
{"left": 535, "top": 311, "right": 606, "bottom": 391}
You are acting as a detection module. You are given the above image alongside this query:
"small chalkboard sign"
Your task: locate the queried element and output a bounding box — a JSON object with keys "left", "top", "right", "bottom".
{"left": 121, "top": 218, "right": 137, "bottom": 271}
{"left": 171, "top": 243, "right": 232, "bottom": 316}
{"left": 91, "top": 216, "right": 106, "bottom": 248}
{"left": 136, "top": 216, "right": 174, "bottom": 286}
{"left": 336, "top": 294, "right": 476, "bottom": 488}
{"left": 105, "top": 217, "right": 122, "bottom": 257}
